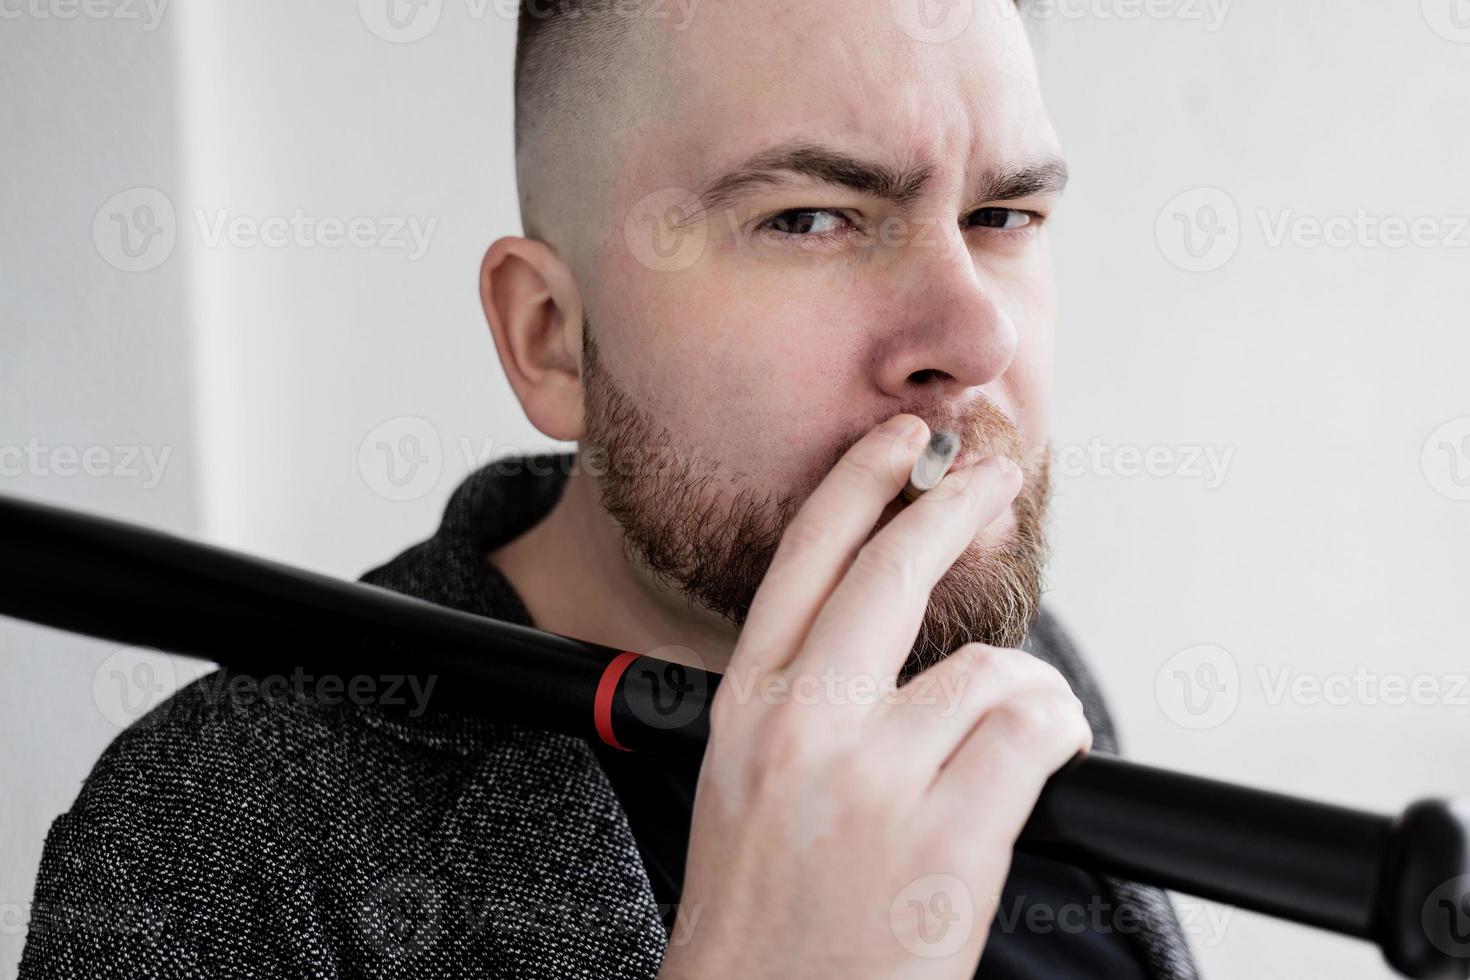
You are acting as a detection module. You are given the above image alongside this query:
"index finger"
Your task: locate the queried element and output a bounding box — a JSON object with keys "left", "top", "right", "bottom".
{"left": 726, "top": 414, "right": 930, "bottom": 680}
{"left": 789, "top": 453, "right": 1022, "bottom": 684}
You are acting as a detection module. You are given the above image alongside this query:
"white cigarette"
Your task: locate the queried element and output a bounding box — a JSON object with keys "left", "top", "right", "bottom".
{"left": 901, "top": 429, "right": 960, "bottom": 502}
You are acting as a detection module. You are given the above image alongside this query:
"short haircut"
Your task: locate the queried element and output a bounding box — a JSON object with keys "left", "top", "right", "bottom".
{"left": 514, "top": 1, "right": 639, "bottom": 158}
{"left": 514, "top": 0, "right": 1028, "bottom": 156}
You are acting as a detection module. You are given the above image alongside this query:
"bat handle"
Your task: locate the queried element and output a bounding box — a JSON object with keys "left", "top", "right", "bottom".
{"left": 1378, "top": 798, "right": 1470, "bottom": 979}
{"left": 1014, "top": 751, "right": 1470, "bottom": 979}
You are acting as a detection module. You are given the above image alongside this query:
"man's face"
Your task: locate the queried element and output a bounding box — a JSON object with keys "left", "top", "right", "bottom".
{"left": 578, "top": 0, "right": 1063, "bottom": 670}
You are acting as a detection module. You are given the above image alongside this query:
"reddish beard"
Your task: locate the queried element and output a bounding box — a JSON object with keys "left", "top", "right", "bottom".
{"left": 578, "top": 325, "right": 1053, "bottom": 679}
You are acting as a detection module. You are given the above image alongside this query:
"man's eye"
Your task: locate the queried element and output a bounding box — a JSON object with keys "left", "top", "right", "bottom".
{"left": 969, "top": 208, "right": 1035, "bottom": 231}
{"left": 761, "top": 209, "right": 850, "bottom": 236}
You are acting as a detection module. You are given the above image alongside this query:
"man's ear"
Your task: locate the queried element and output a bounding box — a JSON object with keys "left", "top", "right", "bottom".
{"left": 479, "top": 236, "right": 587, "bottom": 441}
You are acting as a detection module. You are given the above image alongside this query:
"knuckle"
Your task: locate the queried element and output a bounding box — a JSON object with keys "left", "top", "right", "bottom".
{"left": 853, "top": 537, "right": 916, "bottom": 591}
{"left": 846, "top": 440, "right": 903, "bottom": 487}
{"left": 1067, "top": 696, "right": 1094, "bottom": 748}
{"left": 778, "top": 514, "right": 832, "bottom": 556}
{"left": 951, "top": 642, "right": 1010, "bottom": 678}
{"left": 822, "top": 441, "right": 911, "bottom": 506}
{"left": 750, "top": 701, "right": 817, "bottom": 772}
{"left": 1032, "top": 658, "right": 1072, "bottom": 692}
{"left": 995, "top": 648, "right": 1071, "bottom": 693}
{"left": 991, "top": 697, "right": 1061, "bottom": 750}
{"left": 947, "top": 644, "right": 1036, "bottom": 695}
{"left": 1078, "top": 719, "right": 1095, "bottom": 753}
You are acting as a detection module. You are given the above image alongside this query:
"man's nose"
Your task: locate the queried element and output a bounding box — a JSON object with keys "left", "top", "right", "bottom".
{"left": 870, "top": 234, "right": 1020, "bottom": 400}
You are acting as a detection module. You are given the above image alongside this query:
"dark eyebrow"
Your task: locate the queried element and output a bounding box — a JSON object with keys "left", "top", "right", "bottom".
{"left": 975, "top": 157, "right": 1070, "bottom": 203}
{"left": 696, "top": 141, "right": 933, "bottom": 215}
{"left": 694, "top": 140, "right": 1069, "bottom": 216}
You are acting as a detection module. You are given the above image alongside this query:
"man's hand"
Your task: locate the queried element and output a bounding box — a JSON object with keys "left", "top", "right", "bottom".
{"left": 657, "top": 414, "right": 1092, "bottom": 980}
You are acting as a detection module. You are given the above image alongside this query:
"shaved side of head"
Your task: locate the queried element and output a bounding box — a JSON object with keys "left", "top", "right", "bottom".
{"left": 513, "top": 2, "right": 669, "bottom": 275}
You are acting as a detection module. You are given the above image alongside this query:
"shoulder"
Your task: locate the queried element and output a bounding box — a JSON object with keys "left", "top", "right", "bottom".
{"left": 21, "top": 669, "right": 503, "bottom": 977}
{"left": 1024, "top": 604, "right": 1122, "bottom": 753}
{"left": 1023, "top": 603, "right": 1085, "bottom": 674}
{"left": 74, "top": 665, "right": 492, "bottom": 808}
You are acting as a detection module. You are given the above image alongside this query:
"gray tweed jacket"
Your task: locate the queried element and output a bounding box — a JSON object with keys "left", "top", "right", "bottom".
{"left": 20, "top": 453, "right": 1200, "bottom": 979}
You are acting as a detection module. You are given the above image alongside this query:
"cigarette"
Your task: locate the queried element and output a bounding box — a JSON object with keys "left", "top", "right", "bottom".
{"left": 901, "top": 429, "right": 960, "bottom": 502}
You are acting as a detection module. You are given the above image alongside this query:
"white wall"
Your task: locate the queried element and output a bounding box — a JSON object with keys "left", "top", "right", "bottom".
{"left": 3, "top": 2, "right": 1468, "bottom": 978}
{"left": 177, "top": 0, "right": 544, "bottom": 578}
{"left": 1030, "top": 5, "right": 1470, "bottom": 976}
{"left": 0, "top": 7, "right": 205, "bottom": 976}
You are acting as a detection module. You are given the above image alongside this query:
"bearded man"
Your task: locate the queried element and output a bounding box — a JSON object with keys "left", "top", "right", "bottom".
{"left": 20, "top": 2, "right": 1199, "bottom": 977}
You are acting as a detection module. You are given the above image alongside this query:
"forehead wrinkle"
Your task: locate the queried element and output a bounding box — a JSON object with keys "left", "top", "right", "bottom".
{"left": 688, "top": 143, "right": 1069, "bottom": 227}
{"left": 694, "top": 140, "right": 936, "bottom": 218}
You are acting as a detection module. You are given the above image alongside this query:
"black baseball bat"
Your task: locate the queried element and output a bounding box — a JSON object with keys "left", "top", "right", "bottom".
{"left": 1, "top": 492, "right": 1467, "bottom": 979}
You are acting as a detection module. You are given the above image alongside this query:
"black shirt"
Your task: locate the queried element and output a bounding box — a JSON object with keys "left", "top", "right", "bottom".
{"left": 591, "top": 739, "right": 1152, "bottom": 979}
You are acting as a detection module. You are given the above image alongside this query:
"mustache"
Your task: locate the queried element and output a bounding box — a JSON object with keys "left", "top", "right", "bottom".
{"left": 823, "top": 395, "right": 1025, "bottom": 477}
